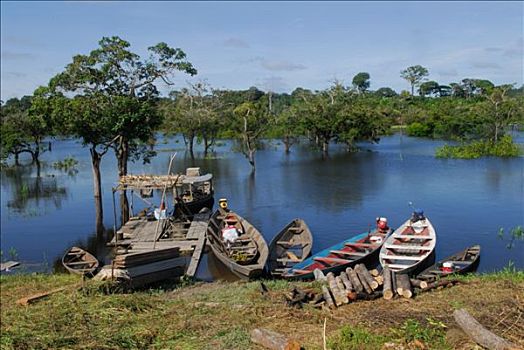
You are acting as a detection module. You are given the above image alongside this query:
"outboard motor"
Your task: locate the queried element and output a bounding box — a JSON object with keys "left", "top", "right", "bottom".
{"left": 411, "top": 209, "right": 425, "bottom": 223}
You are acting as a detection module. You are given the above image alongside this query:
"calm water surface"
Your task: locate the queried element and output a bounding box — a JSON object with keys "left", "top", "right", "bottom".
{"left": 1, "top": 133, "right": 523, "bottom": 277}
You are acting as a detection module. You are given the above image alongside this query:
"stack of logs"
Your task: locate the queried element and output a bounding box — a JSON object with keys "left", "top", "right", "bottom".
{"left": 286, "top": 264, "right": 462, "bottom": 309}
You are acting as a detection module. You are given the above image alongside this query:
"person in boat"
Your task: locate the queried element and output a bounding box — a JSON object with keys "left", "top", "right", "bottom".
{"left": 376, "top": 217, "right": 389, "bottom": 233}
{"left": 411, "top": 209, "right": 425, "bottom": 223}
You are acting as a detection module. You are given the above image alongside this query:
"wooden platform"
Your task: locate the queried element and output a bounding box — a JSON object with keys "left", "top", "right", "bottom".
{"left": 106, "top": 211, "right": 210, "bottom": 283}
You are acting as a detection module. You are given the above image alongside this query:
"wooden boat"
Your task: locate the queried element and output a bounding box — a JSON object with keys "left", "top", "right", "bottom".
{"left": 379, "top": 212, "right": 436, "bottom": 276}
{"left": 206, "top": 208, "right": 269, "bottom": 280}
{"left": 282, "top": 224, "right": 391, "bottom": 280}
{"left": 267, "top": 219, "right": 313, "bottom": 277}
{"left": 174, "top": 170, "right": 214, "bottom": 217}
{"left": 62, "top": 246, "right": 99, "bottom": 275}
{"left": 416, "top": 245, "right": 481, "bottom": 281}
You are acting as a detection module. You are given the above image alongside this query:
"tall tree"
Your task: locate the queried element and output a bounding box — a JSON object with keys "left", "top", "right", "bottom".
{"left": 419, "top": 81, "right": 440, "bottom": 97}
{"left": 352, "top": 72, "right": 371, "bottom": 94}
{"left": 232, "top": 100, "right": 269, "bottom": 171}
{"left": 400, "top": 65, "right": 429, "bottom": 96}
{"left": 48, "top": 36, "right": 196, "bottom": 229}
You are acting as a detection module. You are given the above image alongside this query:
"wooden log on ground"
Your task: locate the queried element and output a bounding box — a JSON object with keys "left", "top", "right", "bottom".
{"left": 453, "top": 309, "right": 519, "bottom": 350}
{"left": 423, "top": 279, "right": 460, "bottom": 292}
{"left": 339, "top": 271, "right": 353, "bottom": 292}
{"left": 356, "top": 264, "right": 379, "bottom": 290}
{"left": 314, "top": 268, "right": 327, "bottom": 282}
{"left": 396, "top": 273, "right": 411, "bottom": 298}
{"left": 16, "top": 283, "right": 81, "bottom": 306}
{"left": 250, "top": 328, "right": 301, "bottom": 350}
{"left": 410, "top": 278, "right": 428, "bottom": 289}
{"left": 395, "top": 273, "right": 405, "bottom": 296}
{"left": 374, "top": 275, "right": 384, "bottom": 285}
{"left": 335, "top": 276, "right": 347, "bottom": 294}
{"left": 355, "top": 265, "right": 373, "bottom": 294}
{"left": 321, "top": 285, "right": 335, "bottom": 308}
{"left": 346, "top": 267, "right": 364, "bottom": 294}
{"left": 382, "top": 267, "right": 394, "bottom": 300}
{"left": 369, "top": 268, "right": 380, "bottom": 277}
{"left": 327, "top": 272, "right": 348, "bottom": 305}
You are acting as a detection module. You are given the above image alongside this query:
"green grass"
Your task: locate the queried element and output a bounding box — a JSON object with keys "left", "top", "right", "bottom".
{"left": 1, "top": 273, "right": 523, "bottom": 349}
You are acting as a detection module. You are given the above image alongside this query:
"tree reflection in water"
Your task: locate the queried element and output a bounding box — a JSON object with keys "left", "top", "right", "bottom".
{"left": 2, "top": 163, "right": 68, "bottom": 217}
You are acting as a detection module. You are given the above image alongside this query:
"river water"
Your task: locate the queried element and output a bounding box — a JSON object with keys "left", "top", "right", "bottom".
{"left": 1, "top": 133, "right": 523, "bottom": 278}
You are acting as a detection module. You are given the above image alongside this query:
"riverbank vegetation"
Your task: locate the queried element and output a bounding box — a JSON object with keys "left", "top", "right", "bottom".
{"left": 1, "top": 271, "right": 522, "bottom": 349}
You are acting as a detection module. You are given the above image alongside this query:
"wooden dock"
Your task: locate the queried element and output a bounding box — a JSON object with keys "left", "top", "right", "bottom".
{"left": 104, "top": 210, "right": 210, "bottom": 284}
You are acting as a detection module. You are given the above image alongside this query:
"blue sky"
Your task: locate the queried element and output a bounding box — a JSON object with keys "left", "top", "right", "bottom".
{"left": 1, "top": 1, "right": 522, "bottom": 99}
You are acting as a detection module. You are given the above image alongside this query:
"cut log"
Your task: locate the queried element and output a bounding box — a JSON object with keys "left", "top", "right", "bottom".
{"left": 396, "top": 273, "right": 411, "bottom": 298}
{"left": 327, "top": 272, "right": 348, "bottom": 305}
{"left": 313, "top": 268, "right": 327, "bottom": 282}
{"left": 410, "top": 279, "right": 428, "bottom": 289}
{"left": 335, "top": 276, "right": 346, "bottom": 294}
{"left": 339, "top": 272, "right": 353, "bottom": 292}
{"left": 346, "top": 267, "right": 364, "bottom": 294}
{"left": 453, "top": 309, "right": 519, "bottom": 350}
{"left": 250, "top": 328, "right": 301, "bottom": 350}
{"left": 395, "top": 273, "right": 405, "bottom": 296}
{"left": 356, "top": 264, "right": 379, "bottom": 290}
{"left": 398, "top": 274, "right": 412, "bottom": 298}
{"left": 369, "top": 268, "right": 380, "bottom": 277}
{"left": 374, "top": 275, "right": 384, "bottom": 285}
{"left": 355, "top": 265, "right": 373, "bottom": 294}
{"left": 321, "top": 285, "right": 335, "bottom": 308}
{"left": 382, "top": 267, "right": 394, "bottom": 300}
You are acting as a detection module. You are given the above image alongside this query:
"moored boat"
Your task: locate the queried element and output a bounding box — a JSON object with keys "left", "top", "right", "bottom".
{"left": 206, "top": 206, "right": 268, "bottom": 280}
{"left": 282, "top": 217, "right": 391, "bottom": 280}
{"left": 379, "top": 210, "right": 436, "bottom": 276}
{"left": 267, "top": 219, "right": 313, "bottom": 277}
{"left": 416, "top": 245, "right": 480, "bottom": 281}
{"left": 62, "top": 246, "right": 99, "bottom": 276}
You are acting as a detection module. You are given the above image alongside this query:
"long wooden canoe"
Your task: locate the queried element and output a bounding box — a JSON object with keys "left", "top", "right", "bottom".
{"left": 62, "top": 246, "right": 99, "bottom": 276}
{"left": 282, "top": 226, "right": 391, "bottom": 280}
{"left": 206, "top": 208, "right": 269, "bottom": 280}
{"left": 416, "top": 245, "right": 480, "bottom": 281}
{"left": 379, "top": 215, "right": 436, "bottom": 276}
{"left": 267, "top": 219, "right": 313, "bottom": 277}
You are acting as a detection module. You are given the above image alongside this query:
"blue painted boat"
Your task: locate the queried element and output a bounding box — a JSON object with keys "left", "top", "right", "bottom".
{"left": 282, "top": 227, "right": 391, "bottom": 280}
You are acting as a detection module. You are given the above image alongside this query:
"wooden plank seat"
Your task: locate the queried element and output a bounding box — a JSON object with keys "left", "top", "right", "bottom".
{"left": 65, "top": 261, "right": 95, "bottom": 266}
{"left": 380, "top": 254, "right": 422, "bottom": 261}
{"left": 276, "top": 241, "right": 308, "bottom": 248}
{"left": 290, "top": 269, "right": 312, "bottom": 274}
{"left": 384, "top": 244, "right": 433, "bottom": 250}
{"left": 392, "top": 235, "right": 432, "bottom": 240}
{"left": 331, "top": 250, "right": 366, "bottom": 257}
{"left": 314, "top": 257, "right": 351, "bottom": 264}
{"left": 384, "top": 263, "right": 416, "bottom": 269}
{"left": 344, "top": 242, "right": 374, "bottom": 248}
{"left": 287, "top": 227, "right": 302, "bottom": 232}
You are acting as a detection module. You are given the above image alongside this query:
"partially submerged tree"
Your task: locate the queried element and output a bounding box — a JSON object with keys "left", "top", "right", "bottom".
{"left": 232, "top": 100, "right": 269, "bottom": 171}
{"left": 48, "top": 36, "right": 196, "bottom": 228}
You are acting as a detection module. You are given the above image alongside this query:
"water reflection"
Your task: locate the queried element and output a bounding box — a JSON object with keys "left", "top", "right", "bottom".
{"left": 2, "top": 164, "right": 69, "bottom": 217}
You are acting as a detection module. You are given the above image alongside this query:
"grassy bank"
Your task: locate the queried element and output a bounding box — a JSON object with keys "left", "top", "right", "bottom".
{"left": 1, "top": 272, "right": 523, "bottom": 350}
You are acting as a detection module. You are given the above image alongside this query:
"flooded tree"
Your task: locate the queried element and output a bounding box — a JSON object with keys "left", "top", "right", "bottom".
{"left": 47, "top": 36, "right": 196, "bottom": 230}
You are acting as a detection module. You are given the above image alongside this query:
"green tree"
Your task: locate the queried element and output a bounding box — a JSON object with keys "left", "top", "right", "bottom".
{"left": 352, "top": 72, "right": 371, "bottom": 94}
{"left": 400, "top": 65, "right": 429, "bottom": 96}
{"left": 48, "top": 36, "right": 196, "bottom": 228}
{"left": 232, "top": 100, "right": 269, "bottom": 171}
{"left": 375, "top": 87, "right": 397, "bottom": 98}
{"left": 419, "top": 81, "right": 440, "bottom": 97}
